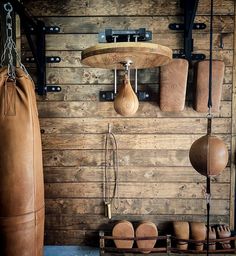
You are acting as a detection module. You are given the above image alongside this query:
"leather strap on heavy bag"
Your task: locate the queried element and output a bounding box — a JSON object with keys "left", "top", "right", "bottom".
{"left": 0, "top": 67, "right": 44, "bottom": 256}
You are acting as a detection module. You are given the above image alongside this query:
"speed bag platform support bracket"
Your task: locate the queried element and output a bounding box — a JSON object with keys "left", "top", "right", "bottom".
{"left": 2, "top": 0, "right": 61, "bottom": 96}
{"left": 169, "top": 0, "right": 206, "bottom": 61}
{"left": 98, "top": 28, "right": 152, "bottom": 102}
{"left": 99, "top": 91, "right": 151, "bottom": 102}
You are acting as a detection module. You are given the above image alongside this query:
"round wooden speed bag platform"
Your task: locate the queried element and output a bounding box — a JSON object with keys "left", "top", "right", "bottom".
{"left": 81, "top": 42, "right": 172, "bottom": 69}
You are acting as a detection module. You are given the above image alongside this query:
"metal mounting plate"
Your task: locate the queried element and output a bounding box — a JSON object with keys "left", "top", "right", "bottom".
{"left": 99, "top": 90, "right": 151, "bottom": 102}
{"left": 25, "top": 56, "right": 61, "bottom": 63}
{"left": 98, "top": 28, "right": 152, "bottom": 43}
{"left": 29, "top": 25, "right": 60, "bottom": 33}
{"left": 36, "top": 85, "right": 61, "bottom": 94}
{"left": 169, "top": 23, "right": 206, "bottom": 30}
{"left": 173, "top": 50, "right": 206, "bottom": 61}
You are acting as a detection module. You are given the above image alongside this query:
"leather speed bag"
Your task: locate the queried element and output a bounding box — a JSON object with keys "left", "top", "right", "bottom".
{"left": 114, "top": 74, "right": 139, "bottom": 116}
{"left": 189, "top": 134, "right": 228, "bottom": 176}
{"left": 0, "top": 67, "right": 44, "bottom": 256}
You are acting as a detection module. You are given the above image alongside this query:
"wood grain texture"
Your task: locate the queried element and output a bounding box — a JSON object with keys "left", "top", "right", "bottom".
{"left": 45, "top": 214, "right": 229, "bottom": 231}
{"left": 23, "top": 50, "right": 233, "bottom": 68}
{"left": 45, "top": 198, "right": 229, "bottom": 215}
{"left": 28, "top": 66, "right": 233, "bottom": 85}
{"left": 43, "top": 166, "right": 230, "bottom": 183}
{"left": 39, "top": 117, "right": 231, "bottom": 134}
{"left": 41, "top": 133, "right": 231, "bottom": 150}
{"left": 39, "top": 16, "right": 234, "bottom": 34}
{"left": 34, "top": 82, "right": 231, "bottom": 101}
{"left": 229, "top": 1, "right": 236, "bottom": 229}
{"left": 44, "top": 182, "right": 230, "bottom": 199}
{"left": 23, "top": 0, "right": 235, "bottom": 246}
{"left": 81, "top": 42, "right": 172, "bottom": 69}
{"left": 23, "top": 0, "right": 234, "bottom": 16}
{"left": 37, "top": 101, "right": 231, "bottom": 118}
{"left": 21, "top": 33, "right": 234, "bottom": 51}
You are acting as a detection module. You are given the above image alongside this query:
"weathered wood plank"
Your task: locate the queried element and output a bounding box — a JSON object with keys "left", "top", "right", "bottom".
{"left": 29, "top": 66, "right": 232, "bottom": 85}
{"left": 23, "top": 0, "right": 235, "bottom": 16}
{"left": 41, "top": 134, "right": 231, "bottom": 150}
{"left": 21, "top": 33, "right": 234, "bottom": 51}
{"left": 37, "top": 101, "right": 231, "bottom": 118}
{"left": 45, "top": 229, "right": 92, "bottom": 245}
{"left": 45, "top": 198, "right": 229, "bottom": 215}
{"left": 229, "top": 1, "right": 236, "bottom": 229}
{"left": 45, "top": 213, "right": 229, "bottom": 231}
{"left": 40, "top": 16, "right": 234, "bottom": 34}
{"left": 23, "top": 49, "right": 234, "bottom": 68}
{"left": 35, "top": 82, "right": 232, "bottom": 101}
{"left": 43, "top": 166, "right": 230, "bottom": 183}
{"left": 44, "top": 182, "right": 230, "bottom": 199}
{"left": 43, "top": 149, "right": 193, "bottom": 167}
{"left": 39, "top": 117, "right": 231, "bottom": 134}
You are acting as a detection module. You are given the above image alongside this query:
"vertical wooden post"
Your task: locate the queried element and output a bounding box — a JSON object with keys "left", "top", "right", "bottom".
{"left": 230, "top": 1, "right": 236, "bottom": 230}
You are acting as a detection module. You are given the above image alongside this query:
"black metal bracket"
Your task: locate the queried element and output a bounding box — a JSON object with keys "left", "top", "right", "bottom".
{"left": 2, "top": 0, "right": 61, "bottom": 95}
{"left": 169, "top": 23, "right": 206, "bottom": 30}
{"left": 173, "top": 50, "right": 205, "bottom": 61}
{"left": 169, "top": 0, "right": 206, "bottom": 61}
{"left": 99, "top": 28, "right": 152, "bottom": 43}
{"left": 25, "top": 56, "right": 61, "bottom": 63}
{"left": 99, "top": 91, "right": 151, "bottom": 102}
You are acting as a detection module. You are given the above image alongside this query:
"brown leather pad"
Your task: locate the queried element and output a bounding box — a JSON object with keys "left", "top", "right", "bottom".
{"left": 173, "top": 221, "right": 189, "bottom": 250}
{"left": 190, "top": 222, "right": 206, "bottom": 251}
{"left": 136, "top": 221, "right": 158, "bottom": 254}
{"left": 160, "top": 59, "right": 188, "bottom": 112}
{"left": 194, "top": 60, "right": 225, "bottom": 112}
{"left": 112, "top": 220, "right": 134, "bottom": 249}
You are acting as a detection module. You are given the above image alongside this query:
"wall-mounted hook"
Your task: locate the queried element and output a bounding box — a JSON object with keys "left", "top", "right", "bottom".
{"left": 219, "top": 33, "right": 224, "bottom": 49}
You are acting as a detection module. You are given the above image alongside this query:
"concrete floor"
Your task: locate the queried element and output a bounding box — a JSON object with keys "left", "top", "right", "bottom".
{"left": 44, "top": 246, "right": 99, "bottom": 256}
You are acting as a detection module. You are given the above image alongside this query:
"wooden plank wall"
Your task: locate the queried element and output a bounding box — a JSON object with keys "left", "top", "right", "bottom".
{"left": 22, "top": 0, "right": 235, "bottom": 246}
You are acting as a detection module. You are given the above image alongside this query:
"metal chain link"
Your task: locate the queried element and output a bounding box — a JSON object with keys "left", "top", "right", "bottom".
{"left": 0, "top": 2, "right": 29, "bottom": 79}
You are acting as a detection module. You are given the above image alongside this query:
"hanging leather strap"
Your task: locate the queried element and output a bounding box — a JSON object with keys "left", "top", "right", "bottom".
{"left": 4, "top": 77, "right": 16, "bottom": 116}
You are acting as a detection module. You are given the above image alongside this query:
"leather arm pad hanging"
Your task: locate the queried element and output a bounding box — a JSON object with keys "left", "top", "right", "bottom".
{"left": 160, "top": 59, "right": 188, "bottom": 112}
{"left": 194, "top": 60, "right": 225, "bottom": 113}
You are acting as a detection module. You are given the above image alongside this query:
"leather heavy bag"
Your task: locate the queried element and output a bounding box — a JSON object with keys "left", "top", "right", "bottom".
{"left": 0, "top": 67, "right": 44, "bottom": 256}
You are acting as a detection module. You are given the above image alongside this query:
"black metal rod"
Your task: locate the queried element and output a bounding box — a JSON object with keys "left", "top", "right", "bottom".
{"left": 208, "top": 0, "right": 213, "bottom": 109}
{"left": 206, "top": 176, "right": 211, "bottom": 256}
{"left": 183, "top": 0, "right": 199, "bottom": 60}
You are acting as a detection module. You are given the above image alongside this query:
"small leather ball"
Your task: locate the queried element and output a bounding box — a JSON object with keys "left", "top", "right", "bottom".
{"left": 114, "top": 75, "right": 139, "bottom": 116}
{"left": 189, "top": 135, "right": 228, "bottom": 176}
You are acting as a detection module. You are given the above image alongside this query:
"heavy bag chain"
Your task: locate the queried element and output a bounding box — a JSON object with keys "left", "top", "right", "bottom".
{"left": 0, "top": 2, "right": 28, "bottom": 79}
{"left": 103, "top": 124, "right": 119, "bottom": 219}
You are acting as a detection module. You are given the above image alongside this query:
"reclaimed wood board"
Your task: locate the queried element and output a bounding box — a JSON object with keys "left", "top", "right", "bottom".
{"left": 19, "top": 0, "right": 236, "bottom": 249}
